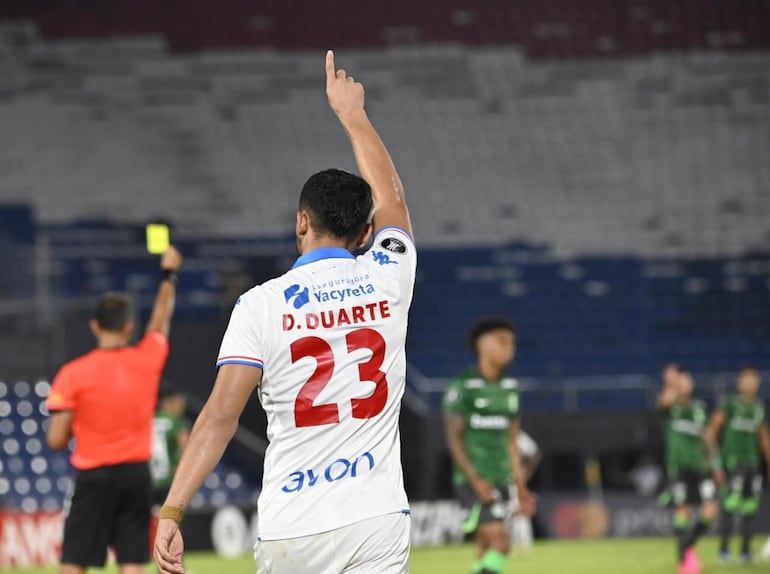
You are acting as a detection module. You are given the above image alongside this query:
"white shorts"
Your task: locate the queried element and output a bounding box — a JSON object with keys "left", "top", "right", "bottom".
{"left": 254, "top": 512, "right": 411, "bottom": 574}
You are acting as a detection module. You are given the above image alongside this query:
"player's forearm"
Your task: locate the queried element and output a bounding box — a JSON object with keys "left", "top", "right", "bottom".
{"left": 146, "top": 279, "right": 176, "bottom": 337}
{"left": 341, "top": 111, "right": 409, "bottom": 226}
{"left": 163, "top": 408, "right": 238, "bottom": 511}
{"left": 447, "top": 436, "right": 482, "bottom": 484}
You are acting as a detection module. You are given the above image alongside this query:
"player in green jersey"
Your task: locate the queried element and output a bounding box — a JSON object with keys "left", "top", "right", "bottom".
{"left": 705, "top": 367, "right": 770, "bottom": 563}
{"left": 658, "top": 365, "right": 718, "bottom": 574}
{"left": 443, "top": 318, "right": 535, "bottom": 574}
{"left": 151, "top": 386, "right": 189, "bottom": 506}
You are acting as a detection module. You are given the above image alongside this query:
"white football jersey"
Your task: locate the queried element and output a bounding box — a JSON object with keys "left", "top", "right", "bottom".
{"left": 217, "top": 227, "right": 416, "bottom": 540}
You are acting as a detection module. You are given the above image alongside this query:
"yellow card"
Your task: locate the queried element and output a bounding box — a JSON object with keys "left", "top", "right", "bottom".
{"left": 146, "top": 223, "right": 170, "bottom": 254}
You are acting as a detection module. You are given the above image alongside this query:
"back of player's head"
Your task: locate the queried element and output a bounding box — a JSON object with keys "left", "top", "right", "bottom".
{"left": 468, "top": 317, "right": 516, "bottom": 354}
{"left": 299, "top": 169, "right": 373, "bottom": 244}
{"left": 93, "top": 292, "right": 134, "bottom": 332}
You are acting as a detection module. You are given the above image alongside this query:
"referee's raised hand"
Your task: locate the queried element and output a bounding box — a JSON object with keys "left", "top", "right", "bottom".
{"left": 161, "top": 245, "right": 183, "bottom": 271}
{"left": 154, "top": 518, "right": 185, "bottom": 574}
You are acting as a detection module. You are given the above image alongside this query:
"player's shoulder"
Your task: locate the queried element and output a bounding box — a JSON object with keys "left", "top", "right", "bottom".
{"left": 500, "top": 377, "right": 519, "bottom": 391}
{"left": 454, "top": 371, "right": 486, "bottom": 390}
{"left": 230, "top": 283, "right": 276, "bottom": 312}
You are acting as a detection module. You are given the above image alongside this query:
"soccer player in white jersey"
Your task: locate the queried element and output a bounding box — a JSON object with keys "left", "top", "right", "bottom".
{"left": 153, "top": 51, "right": 416, "bottom": 574}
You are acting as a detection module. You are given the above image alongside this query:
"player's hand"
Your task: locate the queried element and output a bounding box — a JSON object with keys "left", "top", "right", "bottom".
{"left": 154, "top": 518, "right": 185, "bottom": 574}
{"left": 325, "top": 50, "right": 365, "bottom": 122}
{"left": 517, "top": 486, "right": 537, "bottom": 518}
{"left": 472, "top": 478, "right": 496, "bottom": 504}
{"left": 161, "top": 246, "right": 183, "bottom": 271}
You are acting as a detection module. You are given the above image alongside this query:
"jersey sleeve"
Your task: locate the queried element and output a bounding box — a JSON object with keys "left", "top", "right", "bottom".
{"left": 509, "top": 390, "right": 521, "bottom": 420}
{"left": 47, "top": 364, "right": 77, "bottom": 412}
{"left": 443, "top": 379, "right": 467, "bottom": 415}
{"left": 360, "top": 227, "right": 417, "bottom": 292}
{"left": 216, "top": 291, "right": 265, "bottom": 370}
{"left": 133, "top": 332, "right": 170, "bottom": 374}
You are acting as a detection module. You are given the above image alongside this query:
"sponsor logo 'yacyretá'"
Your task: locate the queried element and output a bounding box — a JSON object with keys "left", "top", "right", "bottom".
{"left": 285, "top": 282, "right": 376, "bottom": 308}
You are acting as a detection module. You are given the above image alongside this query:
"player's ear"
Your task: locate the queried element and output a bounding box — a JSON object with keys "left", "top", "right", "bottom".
{"left": 123, "top": 321, "right": 135, "bottom": 338}
{"left": 355, "top": 223, "right": 373, "bottom": 249}
{"left": 297, "top": 210, "right": 310, "bottom": 238}
{"left": 89, "top": 319, "right": 100, "bottom": 339}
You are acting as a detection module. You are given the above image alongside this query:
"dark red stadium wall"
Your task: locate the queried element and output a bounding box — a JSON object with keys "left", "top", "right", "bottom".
{"left": 3, "top": 0, "right": 770, "bottom": 58}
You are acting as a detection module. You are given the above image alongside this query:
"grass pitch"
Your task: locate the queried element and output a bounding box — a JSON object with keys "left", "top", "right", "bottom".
{"left": 11, "top": 537, "right": 769, "bottom": 574}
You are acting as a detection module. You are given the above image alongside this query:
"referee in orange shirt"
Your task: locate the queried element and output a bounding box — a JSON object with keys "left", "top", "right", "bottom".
{"left": 46, "top": 247, "right": 183, "bottom": 574}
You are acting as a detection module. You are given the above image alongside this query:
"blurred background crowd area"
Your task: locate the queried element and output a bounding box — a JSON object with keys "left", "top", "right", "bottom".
{"left": 0, "top": 0, "right": 768, "bottom": 523}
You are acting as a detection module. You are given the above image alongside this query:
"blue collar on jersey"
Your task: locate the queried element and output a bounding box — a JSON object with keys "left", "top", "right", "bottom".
{"left": 292, "top": 247, "right": 355, "bottom": 269}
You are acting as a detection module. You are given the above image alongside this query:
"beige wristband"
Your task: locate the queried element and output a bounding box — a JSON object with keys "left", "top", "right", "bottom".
{"left": 159, "top": 505, "right": 184, "bottom": 525}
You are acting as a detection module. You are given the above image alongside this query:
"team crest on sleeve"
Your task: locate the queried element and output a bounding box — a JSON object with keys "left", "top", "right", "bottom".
{"left": 380, "top": 237, "right": 407, "bottom": 254}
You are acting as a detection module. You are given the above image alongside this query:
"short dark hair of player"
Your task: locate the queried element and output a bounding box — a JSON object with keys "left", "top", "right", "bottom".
{"left": 468, "top": 317, "right": 516, "bottom": 354}
{"left": 299, "top": 169, "right": 373, "bottom": 244}
{"left": 93, "top": 292, "right": 134, "bottom": 332}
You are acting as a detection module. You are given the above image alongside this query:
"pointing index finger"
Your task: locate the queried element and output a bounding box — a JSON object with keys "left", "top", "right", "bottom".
{"left": 325, "top": 50, "right": 335, "bottom": 83}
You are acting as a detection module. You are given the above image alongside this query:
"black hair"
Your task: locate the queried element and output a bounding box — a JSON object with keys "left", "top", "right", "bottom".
{"left": 299, "top": 169, "right": 373, "bottom": 244}
{"left": 468, "top": 317, "right": 516, "bottom": 354}
{"left": 93, "top": 292, "right": 134, "bottom": 331}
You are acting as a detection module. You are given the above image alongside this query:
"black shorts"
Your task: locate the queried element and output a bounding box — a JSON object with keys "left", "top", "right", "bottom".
{"left": 456, "top": 482, "right": 511, "bottom": 536}
{"left": 725, "top": 467, "right": 763, "bottom": 500}
{"left": 669, "top": 469, "right": 717, "bottom": 507}
{"left": 62, "top": 462, "right": 152, "bottom": 567}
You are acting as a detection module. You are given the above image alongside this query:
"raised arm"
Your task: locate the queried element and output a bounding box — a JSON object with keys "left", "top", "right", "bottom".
{"left": 325, "top": 50, "right": 412, "bottom": 238}
{"left": 146, "top": 247, "right": 183, "bottom": 337}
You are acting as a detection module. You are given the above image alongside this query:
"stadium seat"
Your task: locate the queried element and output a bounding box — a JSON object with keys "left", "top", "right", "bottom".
{"left": 0, "top": 380, "right": 259, "bottom": 512}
